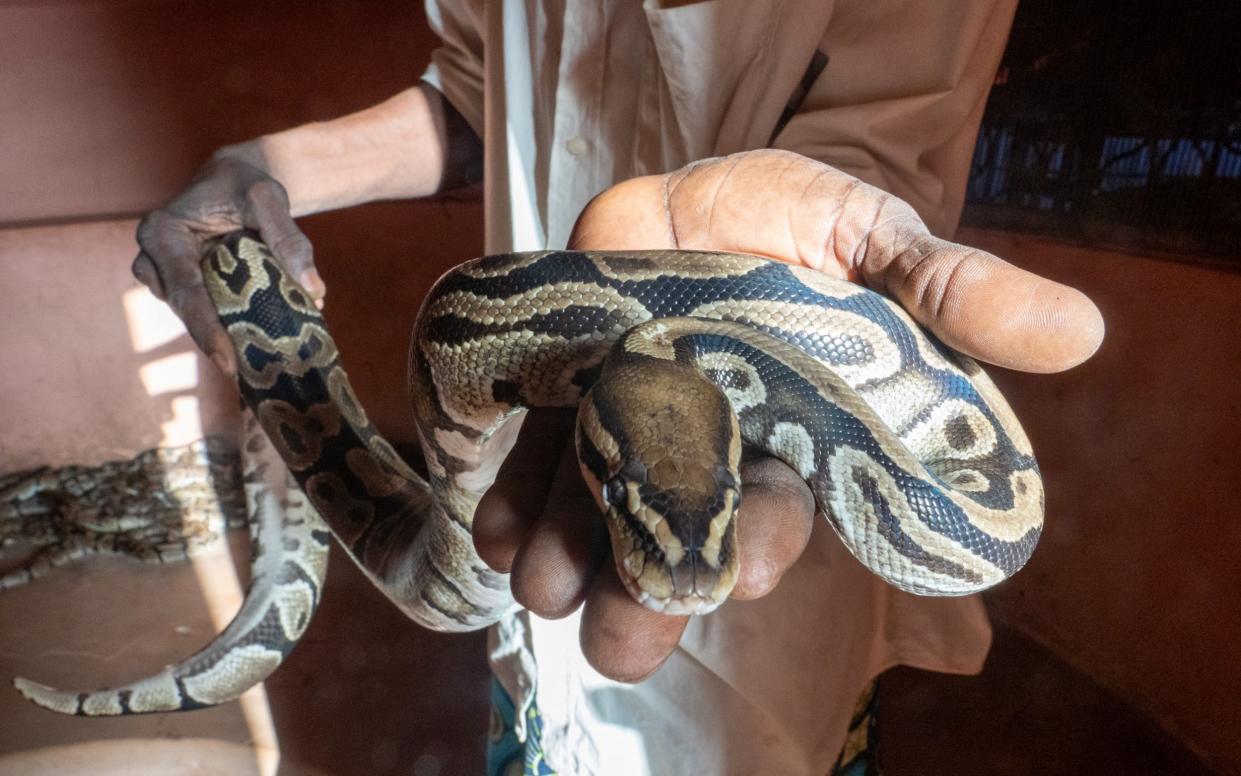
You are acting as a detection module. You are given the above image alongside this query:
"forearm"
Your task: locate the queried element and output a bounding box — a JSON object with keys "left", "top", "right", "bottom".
{"left": 215, "top": 82, "right": 482, "bottom": 217}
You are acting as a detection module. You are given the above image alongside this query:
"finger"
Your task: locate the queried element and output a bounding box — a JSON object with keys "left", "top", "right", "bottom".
{"left": 473, "top": 409, "right": 575, "bottom": 573}
{"left": 660, "top": 150, "right": 1104, "bottom": 373}
{"left": 862, "top": 233, "right": 1105, "bottom": 373}
{"left": 131, "top": 251, "right": 166, "bottom": 300}
{"left": 567, "top": 175, "right": 676, "bottom": 251}
{"left": 135, "top": 214, "right": 237, "bottom": 377}
{"left": 176, "top": 290, "right": 239, "bottom": 377}
{"left": 580, "top": 562, "right": 689, "bottom": 683}
{"left": 243, "top": 178, "right": 322, "bottom": 300}
{"left": 508, "top": 430, "right": 609, "bottom": 619}
{"left": 730, "top": 456, "right": 815, "bottom": 600}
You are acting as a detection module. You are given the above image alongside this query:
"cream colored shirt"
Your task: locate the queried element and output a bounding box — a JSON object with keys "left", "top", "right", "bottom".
{"left": 422, "top": 2, "right": 1015, "bottom": 772}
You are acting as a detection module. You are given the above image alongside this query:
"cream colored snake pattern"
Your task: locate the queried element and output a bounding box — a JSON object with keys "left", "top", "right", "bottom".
{"left": 15, "top": 231, "right": 1042, "bottom": 714}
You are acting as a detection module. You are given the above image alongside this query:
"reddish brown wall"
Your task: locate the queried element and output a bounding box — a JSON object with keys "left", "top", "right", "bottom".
{"left": 965, "top": 229, "right": 1241, "bottom": 773}
{"left": 2, "top": 1, "right": 1239, "bottom": 774}
{"left": 1, "top": 1, "right": 432, "bottom": 224}
{"left": 0, "top": 3, "right": 488, "bottom": 774}
{"left": 0, "top": 0, "right": 481, "bottom": 468}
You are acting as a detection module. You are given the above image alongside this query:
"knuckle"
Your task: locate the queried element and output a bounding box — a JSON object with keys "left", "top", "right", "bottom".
{"left": 163, "top": 284, "right": 196, "bottom": 312}
{"left": 134, "top": 211, "right": 165, "bottom": 247}
{"left": 272, "top": 230, "right": 312, "bottom": 262}
{"left": 130, "top": 252, "right": 151, "bottom": 279}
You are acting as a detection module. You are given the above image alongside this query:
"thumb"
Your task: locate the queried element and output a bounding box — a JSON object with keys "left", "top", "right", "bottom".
{"left": 242, "top": 178, "right": 323, "bottom": 301}
{"left": 864, "top": 233, "right": 1104, "bottom": 373}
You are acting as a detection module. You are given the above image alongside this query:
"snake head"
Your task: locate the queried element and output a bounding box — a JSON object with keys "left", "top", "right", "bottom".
{"left": 576, "top": 349, "right": 743, "bottom": 615}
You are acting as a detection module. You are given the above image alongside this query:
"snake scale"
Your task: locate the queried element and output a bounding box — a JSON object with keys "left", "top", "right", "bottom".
{"left": 15, "top": 230, "right": 1042, "bottom": 714}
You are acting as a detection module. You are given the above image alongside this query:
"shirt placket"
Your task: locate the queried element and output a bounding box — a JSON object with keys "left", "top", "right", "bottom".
{"left": 546, "top": 0, "right": 606, "bottom": 248}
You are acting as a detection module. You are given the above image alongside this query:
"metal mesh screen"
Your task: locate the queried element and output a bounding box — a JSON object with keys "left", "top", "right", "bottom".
{"left": 963, "top": 2, "right": 1241, "bottom": 263}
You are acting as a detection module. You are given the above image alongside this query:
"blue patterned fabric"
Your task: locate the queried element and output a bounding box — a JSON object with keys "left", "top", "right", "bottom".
{"left": 486, "top": 678, "right": 556, "bottom": 776}
{"left": 485, "top": 678, "right": 880, "bottom": 775}
{"left": 831, "top": 681, "right": 882, "bottom": 776}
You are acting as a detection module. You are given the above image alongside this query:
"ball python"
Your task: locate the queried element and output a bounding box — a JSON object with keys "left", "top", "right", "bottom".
{"left": 15, "top": 230, "right": 1042, "bottom": 714}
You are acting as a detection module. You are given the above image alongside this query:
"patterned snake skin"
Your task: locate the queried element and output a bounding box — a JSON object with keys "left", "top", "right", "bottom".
{"left": 1, "top": 438, "right": 244, "bottom": 591}
{"left": 15, "top": 230, "right": 1043, "bottom": 714}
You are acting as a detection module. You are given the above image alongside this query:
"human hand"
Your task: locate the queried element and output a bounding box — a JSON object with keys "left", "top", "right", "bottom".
{"left": 132, "top": 150, "right": 320, "bottom": 377}
{"left": 474, "top": 149, "right": 1104, "bottom": 682}
{"left": 572, "top": 150, "right": 1104, "bottom": 373}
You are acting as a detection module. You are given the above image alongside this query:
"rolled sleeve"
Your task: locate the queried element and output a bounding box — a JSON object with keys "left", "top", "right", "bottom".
{"left": 422, "top": 0, "right": 487, "bottom": 139}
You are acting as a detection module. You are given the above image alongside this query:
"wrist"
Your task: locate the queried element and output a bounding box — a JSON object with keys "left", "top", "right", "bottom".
{"left": 211, "top": 141, "right": 269, "bottom": 172}
{"left": 206, "top": 141, "right": 274, "bottom": 205}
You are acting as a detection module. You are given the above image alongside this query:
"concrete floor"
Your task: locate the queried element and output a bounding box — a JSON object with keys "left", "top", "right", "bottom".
{"left": 0, "top": 534, "right": 489, "bottom": 775}
{"left": 1, "top": 529, "right": 1218, "bottom": 775}
{"left": 880, "top": 624, "right": 1219, "bottom": 776}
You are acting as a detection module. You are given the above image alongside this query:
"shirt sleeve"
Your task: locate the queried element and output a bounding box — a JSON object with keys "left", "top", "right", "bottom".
{"left": 421, "top": 0, "right": 487, "bottom": 139}
{"left": 773, "top": 0, "right": 1017, "bottom": 236}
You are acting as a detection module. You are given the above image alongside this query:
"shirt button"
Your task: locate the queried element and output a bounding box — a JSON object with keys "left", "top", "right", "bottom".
{"left": 566, "top": 136, "right": 589, "bottom": 156}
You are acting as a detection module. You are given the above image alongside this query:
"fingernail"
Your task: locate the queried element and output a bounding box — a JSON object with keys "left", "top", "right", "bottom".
{"left": 299, "top": 268, "right": 325, "bottom": 297}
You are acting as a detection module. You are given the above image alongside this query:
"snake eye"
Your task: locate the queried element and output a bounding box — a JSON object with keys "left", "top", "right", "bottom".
{"left": 603, "top": 476, "right": 628, "bottom": 509}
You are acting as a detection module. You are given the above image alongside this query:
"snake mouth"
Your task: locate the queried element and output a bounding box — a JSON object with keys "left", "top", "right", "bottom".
{"left": 608, "top": 505, "right": 737, "bottom": 615}
{"left": 616, "top": 560, "right": 731, "bottom": 615}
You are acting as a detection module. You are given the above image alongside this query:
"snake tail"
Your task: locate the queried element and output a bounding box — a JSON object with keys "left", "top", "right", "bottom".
{"left": 13, "top": 411, "right": 329, "bottom": 714}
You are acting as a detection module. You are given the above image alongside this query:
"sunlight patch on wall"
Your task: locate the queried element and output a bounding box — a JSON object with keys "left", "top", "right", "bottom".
{"left": 137, "top": 355, "right": 202, "bottom": 446}
{"left": 122, "top": 286, "right": 188, "bottom": 354}
{"left": 189, "top": 535, "right": 281, "bottom": 776}
{"left": 124, "top": 285, "right": 280, "bottom": 775}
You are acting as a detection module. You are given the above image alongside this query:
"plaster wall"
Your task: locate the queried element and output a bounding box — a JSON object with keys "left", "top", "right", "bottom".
{"left": 965, "top": 229, "right": 1241, "bottom": 773}
{"left": 0, "top": 4, "right": 489, "bottom": 775}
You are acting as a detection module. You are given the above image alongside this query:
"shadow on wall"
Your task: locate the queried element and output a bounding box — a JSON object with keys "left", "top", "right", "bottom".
{"left": 964, "top": 228, "right": 1241, "bottom": 774}
{"left": 0, "top": 221, "right": 235, "bottom": 468}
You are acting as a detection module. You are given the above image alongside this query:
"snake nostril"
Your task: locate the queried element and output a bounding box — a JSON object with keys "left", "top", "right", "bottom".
{"left": 620, "top": 460, "right": 648, "bottom": 485}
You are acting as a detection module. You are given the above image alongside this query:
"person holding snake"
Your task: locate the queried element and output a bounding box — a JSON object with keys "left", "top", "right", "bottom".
{"left": 20, "top": 2, "right": 1104, "bottom": 773}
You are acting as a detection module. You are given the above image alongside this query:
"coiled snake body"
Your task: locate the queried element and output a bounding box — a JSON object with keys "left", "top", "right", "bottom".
{"left": 16, "top": 231, "right": 1042, "bottom": 714}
